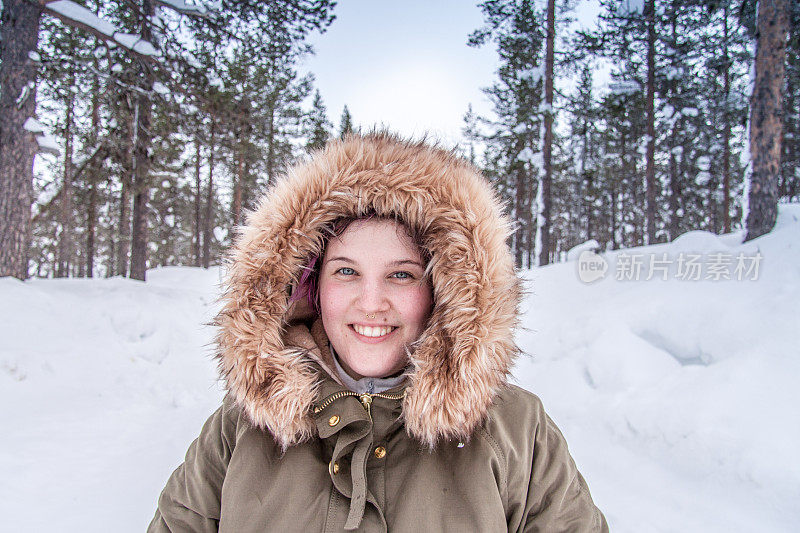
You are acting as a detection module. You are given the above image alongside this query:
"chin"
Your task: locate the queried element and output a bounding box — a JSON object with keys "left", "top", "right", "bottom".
{"left": 347, "top": 354, "right": 405, "bottom": 379}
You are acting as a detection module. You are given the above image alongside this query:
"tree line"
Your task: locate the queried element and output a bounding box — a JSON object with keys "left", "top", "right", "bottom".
{"left": 1, "top": 0, "right": 351, "bottom": 280}
{"left": 1, "top": 0, "right": 797, "bottom": 279}
{"left": 465, "top": 0, "right": 797, "bottom": 267}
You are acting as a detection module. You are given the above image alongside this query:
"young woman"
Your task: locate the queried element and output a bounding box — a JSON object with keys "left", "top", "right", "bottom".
{"left": 149, "top": 133, "right": 607, "bottom": 532}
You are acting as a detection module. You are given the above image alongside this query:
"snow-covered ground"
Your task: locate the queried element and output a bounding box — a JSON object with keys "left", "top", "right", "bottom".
{"left": 1, "top": 204, "right": 798, "bottom": 531}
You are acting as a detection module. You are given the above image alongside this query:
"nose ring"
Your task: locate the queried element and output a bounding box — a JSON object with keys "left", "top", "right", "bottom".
{"left": 366, "top": 313, "right": 375, "bottom": 319}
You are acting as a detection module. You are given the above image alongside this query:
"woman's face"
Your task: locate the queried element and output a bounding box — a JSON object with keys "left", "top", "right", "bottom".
{"left": 319, "top": 218, "right": 433, "bottom": 379}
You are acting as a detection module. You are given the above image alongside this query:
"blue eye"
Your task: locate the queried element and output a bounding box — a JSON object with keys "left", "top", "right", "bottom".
{"left": 336, "top": 267, "right": 356, "bottom": 276}
{"left": 391, "top": 271, "right": 413, "bottom": 280}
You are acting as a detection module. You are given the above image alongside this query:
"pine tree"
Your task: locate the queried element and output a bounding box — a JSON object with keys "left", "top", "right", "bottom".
{"left": 578, "top": 0, "right": 660, "bottom": 243}
{"left": 780, "top": 1, "right": 800, "bottom": 199}
{"left": 306, "top": 90, "right": 332, "bottom": 153}
{"left": 539, "top": 0, "right": 556, "bottom": 265}
{"left": 0, "top": 1, "right": 42, "bottom": 279}
{"left": 338, "top": 105, "right": 354, "bottom": 139}
{"left": 598, "top": 84, "right": 648, "bottom": 248}
{"left": 745, "top": 0, "right": 789, "bottom": 240}
{"left": 564, "top": 64, "right": 603, "bottom": 246}
{"left": 469, "top": 0, "right": 546, "bottom": 268}
{"left": 3, "top": 0, "right": 336, "bottom": 279}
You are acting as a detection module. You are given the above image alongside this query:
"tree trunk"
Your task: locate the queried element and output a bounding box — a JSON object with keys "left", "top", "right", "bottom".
{"left": 129, "top": 176, "right": 150, "bottom": 279}
{"left": 129, "top": 0, "right": 155, "bottom": 281}
{"left": 86, "top": 71, "right": 100, "bottom": 278}
{"left": 266, "top": 104, "right": 275, "bottom": 186}
{"left": 233, "top": 148, "right": 243, "bottom": 226}
{"left": 514, "top": 139, "right": 527, "bottom": 269}
{"left": 514, "top": 168, "right": 525, "bottom": 269}
{"left": 645, "top": 0, "right": 657, "bottom": 244}
{"left": 193, "top": 138, "right": 201, "bottom": 267}
{"left": 129, "top": 96, "right": 151, "bottom": 281}
{"left": 528, "top": 169, "right": 536, "bottom": 268}
{"left": 202, "top": 121, "right": 216, "bottom": 269}
{"left": 116, "top": 180, "right": 130, "bottom": 277}
{"left": 539, "top": 0, "right": 555, "bottom": 267}
{"left": 0, "top": 0, "right": 41, "bottom": 279}
{"left": 781, "top": 47, "right": 798, "bottom": 198}
{"left": 722, "top": 0, "right": 732, "bottom": 233}
{"left": 746, "top": 0, "right": 788, "bottom": 241}
{"left": 615, "top": 128, "right": 629, "bottom": 249}
{"left": 86, "top": 171, "right": 97, "bottom": 278}
{"left": 243, "top": 159, "right": 251, "bottom": 216}
{"left": 57, "top": 72, "right": 75, "bottom": 278}
{"left": 668, "top": 129, "right": 680, "bottom": 240}
{"left": 610, "top": 184, "right": 618, "bottom": 249}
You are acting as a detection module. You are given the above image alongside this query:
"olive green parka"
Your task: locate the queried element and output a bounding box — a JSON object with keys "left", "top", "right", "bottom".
{"left": 149, "top": 134, "right": 607, "bottom": 532}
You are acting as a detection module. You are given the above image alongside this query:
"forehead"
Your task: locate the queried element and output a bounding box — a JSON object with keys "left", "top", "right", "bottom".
{"left": 324, "top": 218, "right": 423, "bottom": 260}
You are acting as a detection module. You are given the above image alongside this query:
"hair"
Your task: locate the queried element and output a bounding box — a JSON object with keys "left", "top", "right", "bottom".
{"left": 290, "top": 213, "right": 431, "bottom": 316}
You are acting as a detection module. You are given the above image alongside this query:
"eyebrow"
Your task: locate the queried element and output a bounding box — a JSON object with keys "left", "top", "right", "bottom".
{"left": 326, "top": 256, "right": 424, "bottom": 268}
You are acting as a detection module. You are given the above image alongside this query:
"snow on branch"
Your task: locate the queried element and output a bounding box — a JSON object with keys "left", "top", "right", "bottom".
{"left": 617, "top": 0, "right": 645, "bottom": 16}
{"left": 155, "top": 0, "right": 215, "bottom": 16}
{"left": 16, "top": 81, "right": 36, "bottom": 108}
{"left": 519, "top": 66, "right": 544, "bottom": 84}
{"left": 512, "top": 123, "right": 527, "bottom": 135}
{"left": 608, "top": 80, "right": 641, "bottom": 95}
{"left": 23, "top": 118, "right": 60, "bottom": 156}
{"left": 23, "top": 118, "right": 46, "bottom": 134}
{"left": 41, "top": 0, "right": 158, "bottom": 59}
{"left": 36, "top": 134, "right": 61, "bottom": 155}
{"left": 112, "top": 32, "right": 158, "bottom": 55}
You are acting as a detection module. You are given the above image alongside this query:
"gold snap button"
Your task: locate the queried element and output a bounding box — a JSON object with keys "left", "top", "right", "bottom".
{"left": 374, "top": 446, "right": 386, "bottom": 459}
{"left": 328, "top": 415, "right": 340, "bottom": 427}
{"left": 329, "top": 460, "right": 340, "bottom": 475}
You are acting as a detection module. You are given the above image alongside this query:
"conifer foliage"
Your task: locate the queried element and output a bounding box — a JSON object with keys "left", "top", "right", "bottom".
{"left": 467, "top": 0, "right": 791, "bottom": 260}
{"left": 2, "top": 1, "right": 796, "bottom": 278}
{"left": 1, "top": 0, "right": 335, "bottom": 280}
{"left": 468, "top": 0, "right": 547, "bottom": 268}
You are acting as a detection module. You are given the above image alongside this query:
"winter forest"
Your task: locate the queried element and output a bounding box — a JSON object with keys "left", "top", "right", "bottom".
{"left": 1, "top": 0, "right": 797, "bottom": 279}
{"left": 2, "top": 1, "right": 800, "bottom": 531}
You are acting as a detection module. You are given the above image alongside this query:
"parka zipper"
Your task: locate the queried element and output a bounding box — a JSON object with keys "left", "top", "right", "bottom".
{"left": 314, "top": 389, "right": 406, "bottom": 421}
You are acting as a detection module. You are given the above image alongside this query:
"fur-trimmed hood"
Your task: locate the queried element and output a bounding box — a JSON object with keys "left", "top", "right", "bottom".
{"left": 215, "top": 133, "right": 521, "bottom": 449}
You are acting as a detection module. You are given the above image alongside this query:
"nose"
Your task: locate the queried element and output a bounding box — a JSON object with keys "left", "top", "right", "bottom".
{"left": 357, "top": 278, "right": 390, "bottom": 315}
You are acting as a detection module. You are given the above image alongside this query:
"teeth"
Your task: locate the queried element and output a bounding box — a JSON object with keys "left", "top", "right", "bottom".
{"left": 353, "top": 325, "right": 395, "bottom": 338}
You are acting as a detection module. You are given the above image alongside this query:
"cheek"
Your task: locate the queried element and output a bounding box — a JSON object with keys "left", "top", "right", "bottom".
{"left": 400, "top": 286, "right": 433, "bottom": 328}
{"left": 319, "top": 280, "right": 347, "bottom": 320}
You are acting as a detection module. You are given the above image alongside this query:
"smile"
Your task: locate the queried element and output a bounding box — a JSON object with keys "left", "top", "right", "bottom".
{"left": 350, "top": 324, "right": 397, "bottom": 338}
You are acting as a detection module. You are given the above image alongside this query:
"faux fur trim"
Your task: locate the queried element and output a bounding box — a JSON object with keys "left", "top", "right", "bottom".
{"left": 215, "top": 132, "right": 521, "bottom": 449}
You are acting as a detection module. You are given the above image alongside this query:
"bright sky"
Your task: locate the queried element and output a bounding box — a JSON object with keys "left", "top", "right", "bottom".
{"left": 304, "top": 0, "right": 499, "bottom": 147}
{"left": 304, "top": 0, "right": 603, "bottom": 147}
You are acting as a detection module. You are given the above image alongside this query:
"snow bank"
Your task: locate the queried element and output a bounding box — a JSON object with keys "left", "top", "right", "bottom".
{"left": 566, "top": 239, "right": 600, "bottom": 262}
{"left": 514, "top": 203, "right": 800, "bottom": 532}
{"left": 0, "top": 267, "right": 225, "bottom": 530}
{"left": 1, "top": 205, "right": 798, "bottom": 531}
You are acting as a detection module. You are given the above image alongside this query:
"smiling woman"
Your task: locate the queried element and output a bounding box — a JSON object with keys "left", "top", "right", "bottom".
{"left": 148, "top": 132, "right": 607, "bottom": 532}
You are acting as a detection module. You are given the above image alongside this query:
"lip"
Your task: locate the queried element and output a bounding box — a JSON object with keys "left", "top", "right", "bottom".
{"left": 348, "top": 324, "right": 398, "bottom": 344}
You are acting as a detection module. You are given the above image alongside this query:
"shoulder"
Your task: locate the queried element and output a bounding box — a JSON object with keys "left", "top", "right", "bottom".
{"left": 475, "top": 385, "right": 545, "bottom": 476}
{"left": 480, "top": 384, "right": 574, "bottom": 474}
{"left": 206, "top": 395, "right": 257, "bottom": 451}
{"left": 217, "top": 395, "right": 290, "bottom": 456}
{"left": 485, "top": 383, "right": 548, "bottom": 437}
